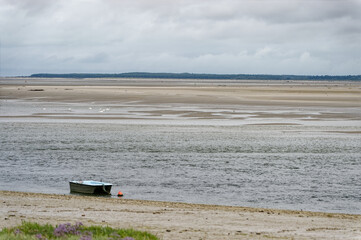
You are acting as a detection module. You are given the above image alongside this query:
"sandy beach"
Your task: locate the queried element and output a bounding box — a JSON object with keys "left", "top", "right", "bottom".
{"left": 1, "top": 191, "right": 361, "bottom": 240}
{"left": 1, "top": 78, "right": 361, "bottom": 239}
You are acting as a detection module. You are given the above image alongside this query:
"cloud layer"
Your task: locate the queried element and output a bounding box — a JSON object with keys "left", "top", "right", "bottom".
{"left": 1, "top": 0, "right": 361, "bottom": 76}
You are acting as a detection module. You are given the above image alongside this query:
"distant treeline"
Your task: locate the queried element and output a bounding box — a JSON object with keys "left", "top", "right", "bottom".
{"left": 30, "top": 72, "right": 361, "bottom": 81}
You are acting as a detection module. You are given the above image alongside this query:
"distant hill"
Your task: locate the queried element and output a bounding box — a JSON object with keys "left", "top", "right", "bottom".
{"left": 30, "top": 72, "right": 361, "bottom": 81}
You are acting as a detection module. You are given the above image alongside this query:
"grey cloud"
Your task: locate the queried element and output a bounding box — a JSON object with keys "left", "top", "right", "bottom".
{"left": 1, "top": 0, "right": 360, "bottom": 76}
{"left": 80, "top": 52, "right": 109, "bottom": 64}
{"left": 3, "top": 0, "right": 57, "bottom": 17}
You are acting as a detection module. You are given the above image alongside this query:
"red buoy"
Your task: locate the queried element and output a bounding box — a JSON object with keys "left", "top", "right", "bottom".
{"left": 117, "top": 191, "right": 123, "bottom": 197}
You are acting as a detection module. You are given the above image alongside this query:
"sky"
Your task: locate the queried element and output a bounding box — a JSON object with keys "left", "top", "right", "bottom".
{"left": 1, "top": 0, "right": 361, "bottom": 76}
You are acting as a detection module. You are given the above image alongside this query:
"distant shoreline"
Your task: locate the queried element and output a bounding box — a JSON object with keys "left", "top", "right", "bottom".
{"left": 28, "top": 72, "right": 361, "bottom": 81}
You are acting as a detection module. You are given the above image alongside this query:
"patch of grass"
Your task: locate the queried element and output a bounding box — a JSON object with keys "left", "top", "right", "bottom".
{"left": 0, "top": 221, "right": 159, "bottom": 240}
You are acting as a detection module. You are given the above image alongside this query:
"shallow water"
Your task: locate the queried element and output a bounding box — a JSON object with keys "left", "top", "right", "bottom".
{"left": 1, "top": 120, "right": 360, "bottom": 214}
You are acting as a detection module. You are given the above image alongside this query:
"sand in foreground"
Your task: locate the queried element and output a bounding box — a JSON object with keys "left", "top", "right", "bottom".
{"left": 1, "top": 191, "right": 360, "bottom": 240}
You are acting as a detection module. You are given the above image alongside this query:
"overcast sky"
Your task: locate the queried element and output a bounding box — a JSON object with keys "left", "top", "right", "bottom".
{"left": 1, "top": 0, "right": 361, "bottom": 76}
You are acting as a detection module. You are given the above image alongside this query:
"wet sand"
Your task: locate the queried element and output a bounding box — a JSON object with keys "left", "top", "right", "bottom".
{"left": 1, "top": 191, "right": 361, "bottom": 240}
{"left": 1, "top": 78, "right": 361, "bottom": 108}
{"left": 1, "top": 78, "right": 361, "bottom": 123}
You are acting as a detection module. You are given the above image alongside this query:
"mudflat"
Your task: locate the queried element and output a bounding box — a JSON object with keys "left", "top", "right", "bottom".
{"left": 1, "top": 191, "right": 361, "bottom": 240}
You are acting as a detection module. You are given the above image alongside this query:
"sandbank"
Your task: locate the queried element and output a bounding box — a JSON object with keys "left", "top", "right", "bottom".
{"left": 1, "top": 78, "right": 361, "bottom": 123}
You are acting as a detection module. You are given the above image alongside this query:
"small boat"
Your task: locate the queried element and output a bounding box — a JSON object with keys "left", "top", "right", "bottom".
{"left": 69, "top": 180, "right": 112, "bottom": 195}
